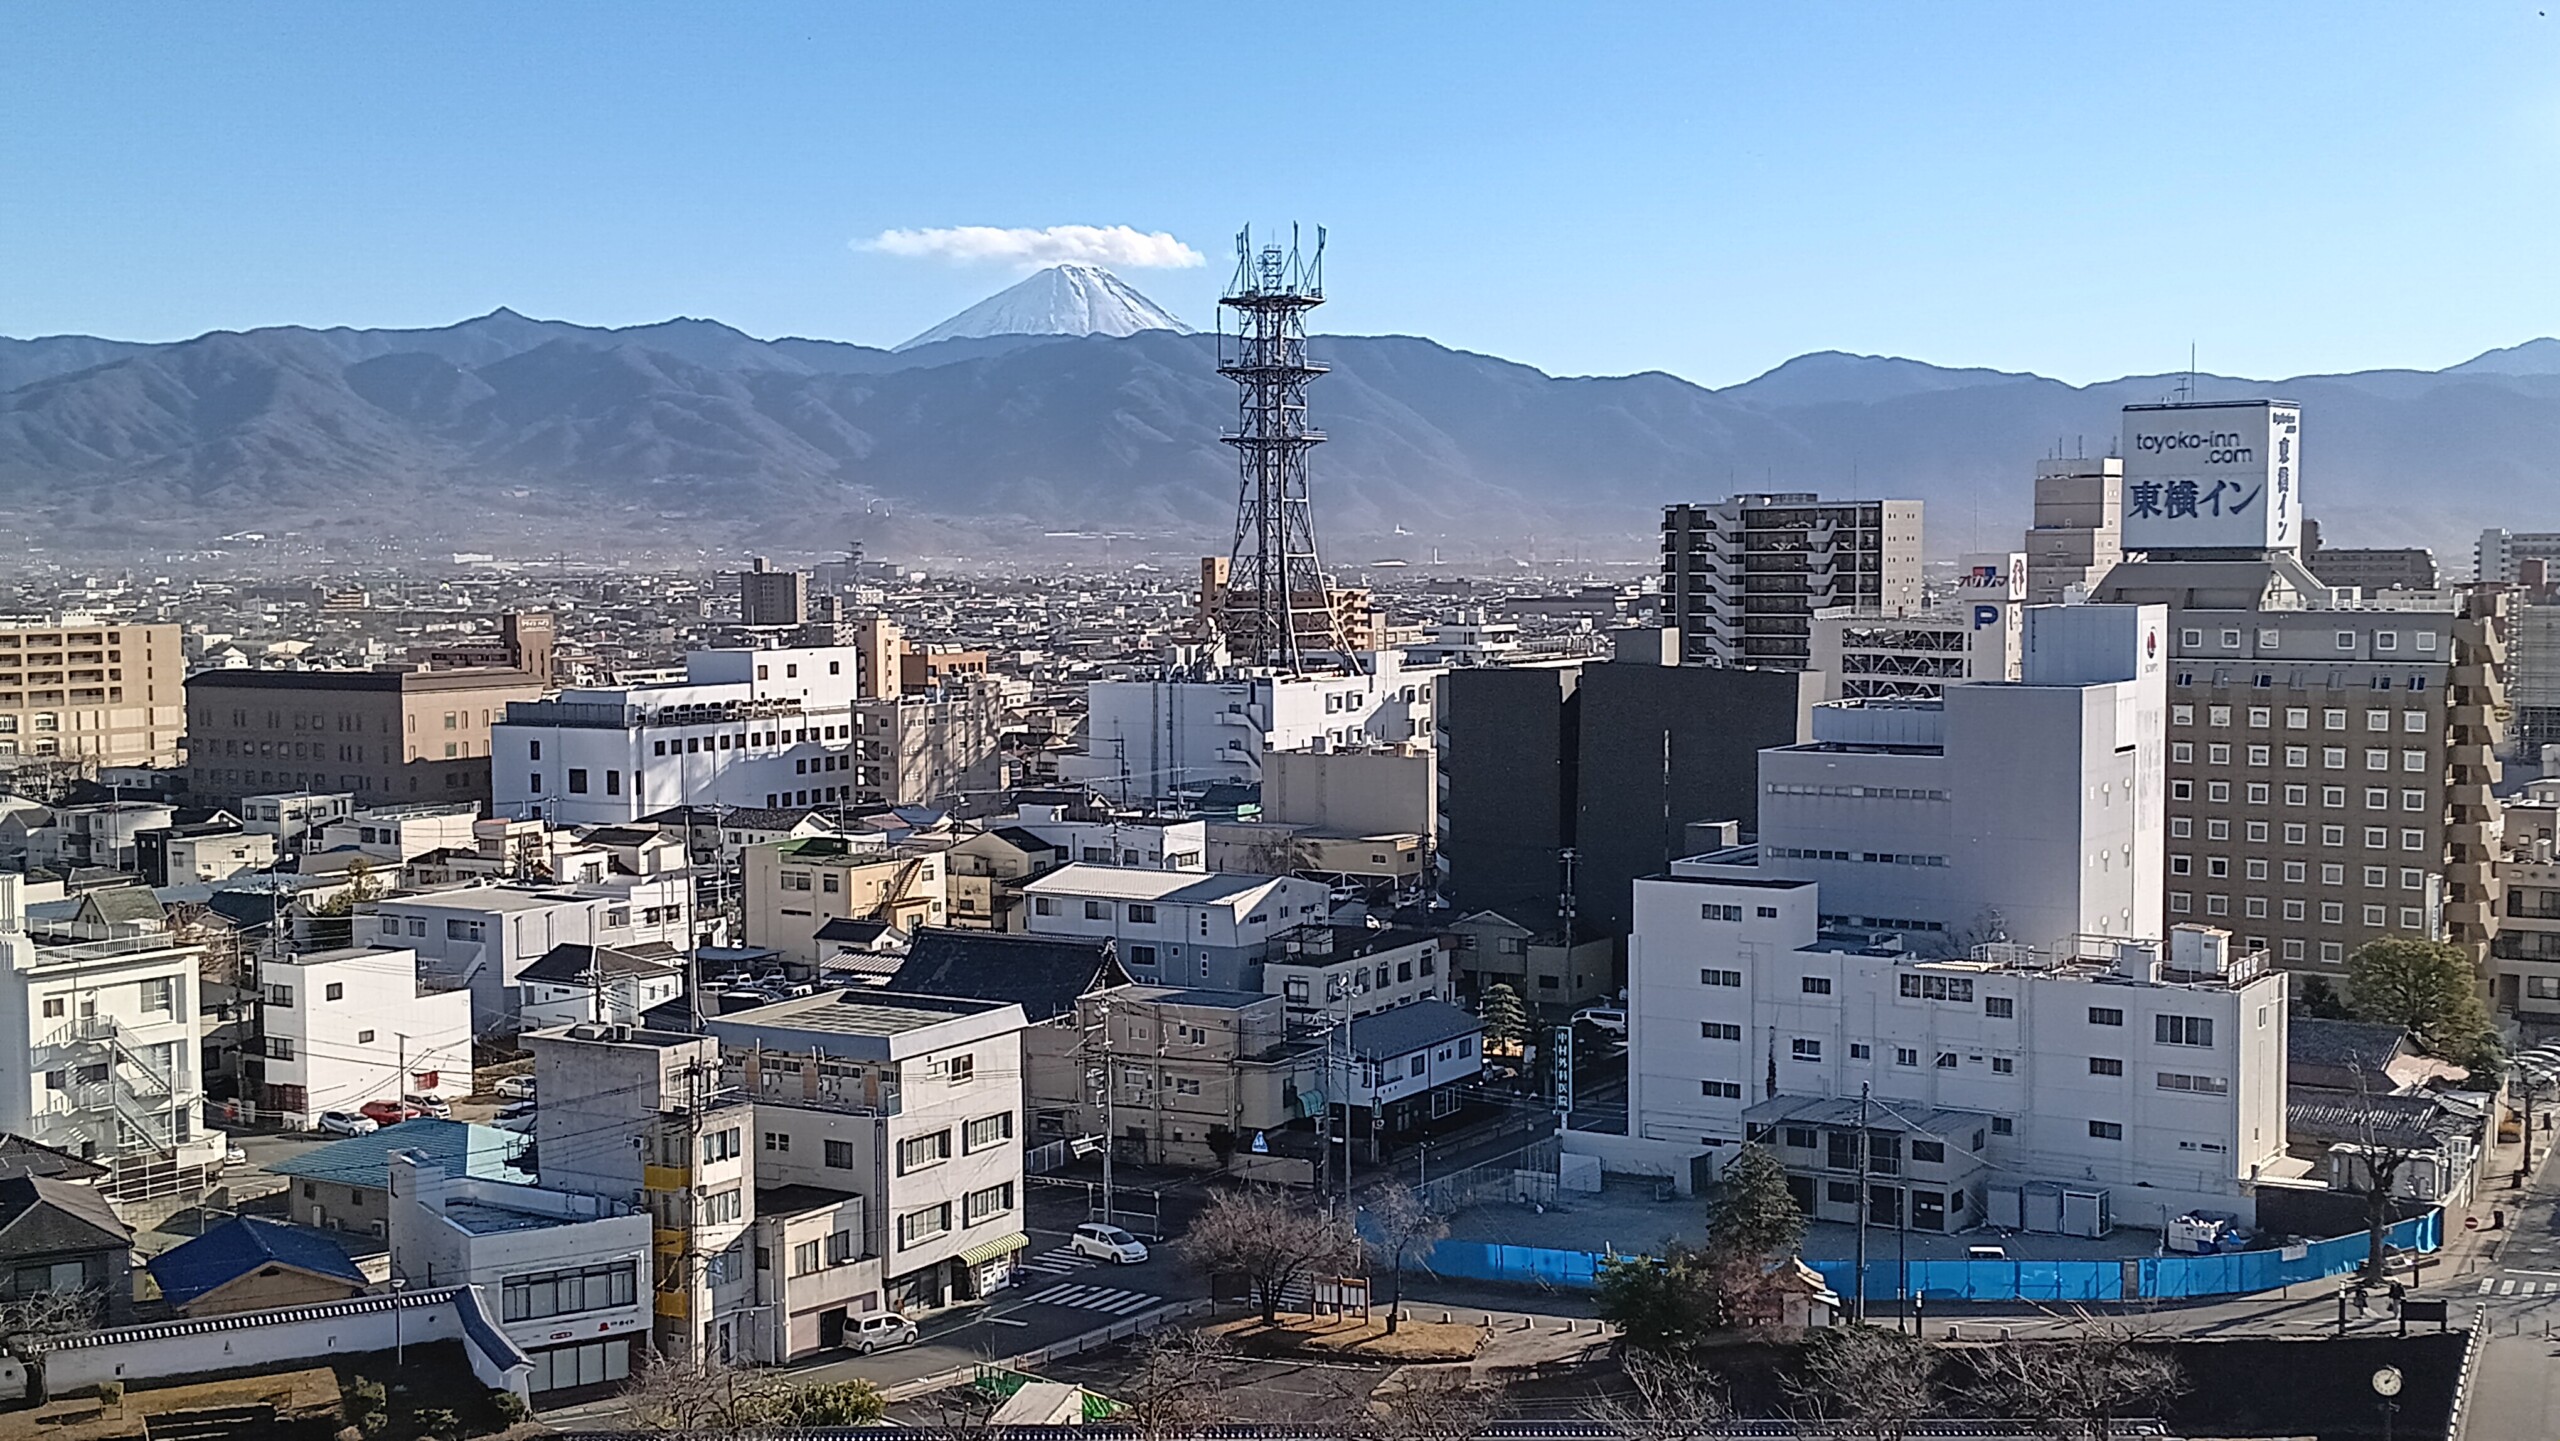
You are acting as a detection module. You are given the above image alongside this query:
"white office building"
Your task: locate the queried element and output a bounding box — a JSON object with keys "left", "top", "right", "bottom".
{"left": 254, "top": 945, "right": 475, "bottom": 1125}
{"left": 1071, "top": 651, "right": 1441, "bottom": 806}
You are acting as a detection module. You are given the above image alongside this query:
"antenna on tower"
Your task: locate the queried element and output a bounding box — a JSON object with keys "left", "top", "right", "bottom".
{"left": 1214, "top": 223, "right": 1355, "bottom": 673}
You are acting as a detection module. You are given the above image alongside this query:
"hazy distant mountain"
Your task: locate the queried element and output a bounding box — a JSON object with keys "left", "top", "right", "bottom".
{"left": 895, "top": 265, "right": 1191, "bottom": 350}
{"left": 3, "top": 307, "right": 2558, "bottom": 561}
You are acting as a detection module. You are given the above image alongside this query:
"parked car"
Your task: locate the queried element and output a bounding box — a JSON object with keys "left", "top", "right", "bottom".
{"left": 317, "top": 1110, "right": 378, "bottom": 1137}
{"left": 404, "top": 1094, "right": 452, "bottom": 1119}
{"left": 359, "top": 1100, "right": 421, "bottom": 1127}
{"left": 850, "top": 1312, "right": 917, "bottom": 1355}
{"left": 493, "top": 1075, "right": 536, "bottom": 1101}
{"left": 1068, "top": 1223, "right": 1149, "bottom": 1264}
{"left": 223, "top": 1142, "right": 250, "bottom": 1167}
{"left": 1571, "top": 1006, "right": 1629, "bottom": 1037}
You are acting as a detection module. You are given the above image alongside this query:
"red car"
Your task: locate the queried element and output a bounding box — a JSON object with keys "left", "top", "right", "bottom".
{"left": 359, "top": 1100, "right": 422, "bottom": 1127}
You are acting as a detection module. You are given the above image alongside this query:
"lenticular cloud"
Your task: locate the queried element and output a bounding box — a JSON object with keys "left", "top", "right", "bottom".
{"left": 859, "top": 224, "right": 1205, "bottom": 270}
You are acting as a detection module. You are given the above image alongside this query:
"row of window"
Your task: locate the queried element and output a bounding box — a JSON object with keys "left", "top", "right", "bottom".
{"left": 2176, "top": 626, "right": 2438, "bottom": 654}
{"left": 2172, "top": 742, "right": 2431, "bottom": 770}
{"left": 2170, "top": 893, "right": 2432, "bottom": 931}
{"left": 2172, "top": 818, "right": 2431, "bottom": 851}
{"left": 2172, "top": 780, "right": 2432, "bottom": 810}
{"left": 500, "top": 1261, "right": 637, "bottom": 1322}
{"left": 2175, "top": 704, "right": 2431, "bottom": 731}
{"left": 2175, "top": 673, "right": 2430, "bottom": 693}
{"left": 2173, "top": 858, "right": 2431, "bottom": 889}
{"left": 1764, "top": 847, "right": 1949, "bottom": 867}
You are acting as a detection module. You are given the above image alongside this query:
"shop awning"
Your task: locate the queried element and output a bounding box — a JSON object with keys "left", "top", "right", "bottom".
{"left": 957, "top": 1231, "right": 1030, "bottom": 1267}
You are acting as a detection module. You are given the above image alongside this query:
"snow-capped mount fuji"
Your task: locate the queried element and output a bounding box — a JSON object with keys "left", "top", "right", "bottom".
{"left": 894, "top": 263, "right": 1192, "bottom": 351}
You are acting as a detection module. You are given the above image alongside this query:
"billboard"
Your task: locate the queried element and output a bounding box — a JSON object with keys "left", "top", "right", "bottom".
{"left": 2120, "top": 401, "right": 2299, "bottom": 553}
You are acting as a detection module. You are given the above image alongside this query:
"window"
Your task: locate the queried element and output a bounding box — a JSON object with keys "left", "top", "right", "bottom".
{"left": 2157, "top": 1072, "right": 2230, "bottom": 1095}
{"left": 500, "top": 1262, "right": 637, "bottom": 1322}
{"left": 2088, "top": 1007, "right": 2123, "bottom": 1027}
{"left": 897, "top": 1130, "right": 953, "bottom": 1173}
{"left": 897, "top": 1203, "right": 953, "bottom": 1249}
{"left": 567, "top": 768, "right": 588, "bottom": 794}
{"left": 1700, "top": 1022, "right": 1741, "bottom": 1040}
{"left": 824, "top": 1139, "right": 856, "bottom": 1169}
{"left": 965, "top": 1182, "right": 1015, "bottom": 1226}
{"left": 1985, "top": 996, "right": 2014, "bottom": 1018}
{"left": 1910, "top": 1140, "right": 1945, "bottom": 1163}
{"left": 702, "top": 1188, "right": 744, "bottom": 1224}
{"left": 793, "top": 1240, "right": 822, "bottom": 1275}
{"left": 1084, "top": 900, "right": 1109, "bottom": 921}
{"left": 323, "top": 981, "right": 344, "bottom": 1002}
{"left": 1827, "top": 1180, "right": 1860, "bottom": 1204}
{"left": 1701, "top": 903, "right": 1743, "bottom": 922}
{"left": 446, "top": 918, "right": 486, "bottom": 942}
{"left": 1033, "top": 897, "right": 1057, "bottom": 916}
{"left": 1991, "top": 1116, "right": 2014, "bottom": 1135}
{"left": 267, "top": 1037, "right": 294, "bottom": 1061}
{"left": 1800, "top": 976, "right": 1832, "bottom": 995}
{"left": 1128, "top": 904, "right": 1156, "bottom": 924}
{"left": 763, "top": 1130, "right": 790, "bottom": 1153}
{"left": 964, "top": 1113, "right": 1013, "bottom": 1153}
{"left": 946, "top": 1054, "right": 975, "bottom": 1083}
{"left": 1935, "top": 1052, "right": 1958, "bottom": 1069}
{"left": 703, "top": 1128, "right": 741, "bottom": 1163}
{"left": 2089, "top": 1057, "right": 2124, "bottom": 1076}
{"left": 1894, "top": 1047, "right": 1919, "bottom": 1067}
{"left": 1699, "top": 1080, "right": 1743, "bottom": 1099}
{"left": 1790, "top": 1038, "right": 1822, "bottom": 1061}
{"left": 357, "top": 1029, "right": 375, "bottom": 1044}
{"left": 1991, "top": 1056, "right": 2014, "bottom": 1074}
{"left": 1897, "top": 974, "right": 1974, "bottom": 1002}
{"left": 2089, "top": 1121, "right": 2124, "bottom": 1141}
{"left": 828, "top": 1228, "right": 856, "bottom": 1264}
{"left": 1850, "top": 1043, "right": 1872, "bottom": 1060}
{"left": 40, "top": 997, "right": 62, "bottom": 1019}
{"left": 141, "top": 978, "right": 174, "bottom": 1014}
{"left": 2156, "top": 1015, "right": 2215, "bottom": 1047}
{"left": 1700, "top": 968, "right": 1742, "bottom": 987}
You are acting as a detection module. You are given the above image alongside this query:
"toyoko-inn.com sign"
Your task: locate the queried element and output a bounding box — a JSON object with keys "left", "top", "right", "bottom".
{"left": 2120, "top": 400, "right": 2300, "bottom": 553}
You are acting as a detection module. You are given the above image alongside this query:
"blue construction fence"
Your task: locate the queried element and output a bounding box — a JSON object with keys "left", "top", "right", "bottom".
{"left": 1427, "top": 1210, "right": 2439, "bottom": 1304}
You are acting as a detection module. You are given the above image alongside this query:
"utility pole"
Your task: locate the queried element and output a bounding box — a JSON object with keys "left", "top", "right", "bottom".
{"left": 1853, "top": 1082, "right": 1871, "bottom": 1326}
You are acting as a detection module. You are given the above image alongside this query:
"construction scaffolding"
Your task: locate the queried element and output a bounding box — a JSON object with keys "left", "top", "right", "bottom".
{"left": 1216, "top": 225, "right": 1355, "bottom": 672}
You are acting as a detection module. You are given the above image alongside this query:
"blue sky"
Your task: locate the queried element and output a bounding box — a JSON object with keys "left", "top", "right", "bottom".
{"left": 7, "top": 3, "right": 2559, "bottom": 386}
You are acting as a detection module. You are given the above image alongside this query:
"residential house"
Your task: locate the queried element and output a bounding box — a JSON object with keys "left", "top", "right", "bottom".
{"left": 742, "top": 836, "right": 947, "bottom": 967}
{"left": 268, "top": 1120, "right": 530, "bottom": 1238}
{"left": 517, "top": 942, "right": 688, "bottom": 1030}
{"left": 1027, "top": 986, "right": 1318, "bottom": 1169}
{"left": 1019, "top": 865, "right": 1329, "bottom": 991}
{"left": 252, "top": 945, "right": 475, "bottom": 1126}
{"left": 147, "top": 1214, "right": 368, "bottom": 1315}
{"left": 0, "top": 1173, "right": 134, "bottom": 1324}
{"left": 1341, "top": 1000, "right": 1486, "bottom": 1141}
{"left": 1445, "top": 910, "right": 1617, "bottom": 1019}
{"left": 372, "top": 881, "right": 692, "bottom": 1032}
{"left": 943, "top": 827, "right": 1063, "bottom": 932}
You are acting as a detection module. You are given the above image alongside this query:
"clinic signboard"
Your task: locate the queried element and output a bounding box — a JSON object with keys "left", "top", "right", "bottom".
{"left": 2120, "top": 400, "right": 2300, "bottom": 553}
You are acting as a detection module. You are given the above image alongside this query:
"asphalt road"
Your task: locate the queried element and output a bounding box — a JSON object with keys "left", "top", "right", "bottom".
{"left": 2427, "top": 1152, "right": 2560, "bottom": 1440}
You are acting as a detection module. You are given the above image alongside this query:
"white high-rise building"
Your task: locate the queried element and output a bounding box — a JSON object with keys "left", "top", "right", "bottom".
{"left": 1070, "top": 651, "right": 1440, "bottom": 806}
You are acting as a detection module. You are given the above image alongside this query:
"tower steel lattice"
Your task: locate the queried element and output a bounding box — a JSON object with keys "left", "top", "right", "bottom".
{"left": 1218, "top": 225, "right": 1353, "bottom": 671}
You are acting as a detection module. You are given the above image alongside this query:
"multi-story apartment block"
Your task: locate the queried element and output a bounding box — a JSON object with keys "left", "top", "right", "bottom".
{"left": 526, "top": 1025, "right": 757, "bottom": 1363}
{"left": 1025, "top": 985, "right": 1314, "bottom": 1169}
{"left": 1019, "top": 864, "right": 1329, "bottom": 991}
{"left": 492, "top": 645, "right": 1004, "bottom": 825}
{"left": 2477, "top": 527, "right": 2560, "bottom": 584}
{"left": 1808, "top": 551, "right": 2024, "bottom": 701}
{"left": 742, "top": 836, "right": 948, "bottom": 965}
{"left": 0, "top": 877, "right": 223, "bottom": 1197}
{"left": 1260, "top": 926, "right": 1447, "bottom": 1027}
{"left": 706, "top": 991, "right": 1030, "bottom": 1324}
{"left": 2492, "top": 779, "right": 2560, "bottom": 1033}
{"left": 738, "top": 558, "right": 809, "bottom": 629}
{"left": 183, "top": 614, "right": 552, "bottom": 807}
{"left": 387, "top": 1151, "right": 653, "bottom": 1402}
{"left": 0, "top": 616, "right": 184, "bottom": 771}
{"left": 1661, "top": 494, "right": 1924, "bottom": 668}
{"left": 2021, "top": 457, "right": 2122, "bottom": 606}
{"left": 249, "top": 944, "right": 474, "bottom": 1126}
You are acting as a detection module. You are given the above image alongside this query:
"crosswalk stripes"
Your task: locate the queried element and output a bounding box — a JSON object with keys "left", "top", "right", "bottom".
{"left": 1017, "top": 1246, "right": 1100, "bottom": 1278}
{"left": 2474, "top": 1274, "right": 2560, "bottom": 1296}
{"left": 1016, "top": 1281, "right": 1162, "bottom": 1315}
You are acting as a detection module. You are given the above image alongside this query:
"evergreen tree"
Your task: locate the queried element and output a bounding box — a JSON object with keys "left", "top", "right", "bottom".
{"left": 1705, "top": 1142, "right": 1804, "bottom": 1264}
{"left": 1477, "top": 982, "right": 1528, "bottom": 1048}
{"left": 2346, "top": 937, "right": 2492, "bottom": 1064}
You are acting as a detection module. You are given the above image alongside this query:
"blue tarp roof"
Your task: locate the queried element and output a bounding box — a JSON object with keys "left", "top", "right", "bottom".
{"left": 149, "top": 1215, "right": 365, "bottom": 1307}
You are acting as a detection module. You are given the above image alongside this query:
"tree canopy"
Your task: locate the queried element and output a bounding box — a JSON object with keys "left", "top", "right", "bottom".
{"left": 2346, "top": 936, "right": 2494, "bottom": 1069}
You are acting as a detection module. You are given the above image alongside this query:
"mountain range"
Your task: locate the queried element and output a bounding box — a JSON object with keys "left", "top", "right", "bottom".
{"left": 895, "top": 263, "right": 1190, "bottom": 350}
{"left": 6, "top": 295, "right": 2560, "bottom": 563}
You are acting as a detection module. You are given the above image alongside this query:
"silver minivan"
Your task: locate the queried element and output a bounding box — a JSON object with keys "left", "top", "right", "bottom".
{"left": 850, "top": 1311, "right": 917, "bottom": 1354}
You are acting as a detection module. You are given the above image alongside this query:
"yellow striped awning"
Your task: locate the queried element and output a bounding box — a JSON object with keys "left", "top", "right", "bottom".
{"left": 957, "top": 1231, "right": 1030, "bottom": 1267}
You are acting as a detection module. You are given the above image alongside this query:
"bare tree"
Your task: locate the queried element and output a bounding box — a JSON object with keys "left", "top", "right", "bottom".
{"left": 1364, "top": 1181, "right": 1449, "bottom": 1335}
{"left": 1116, "top": 1327, "right": 1244, "bottom": 1441}
{"left": 1590, "top": 1349, "right": 1732, "bottom": 1441}
{"left": 2, "top": 1289, "right": 100, "bottom": 1400}
{"left": 1183, "top": 1186, "right": 1363, "bottom": 1324}
{"left": 1355, "top": 1368, "right": 1510, "bottom": 1441}
{"left": 1785, "top": 1325, "right": 1940, "bottom": 1441}
{"left": 1960, "top": 1317, "right": 2184, "bottom": 1441}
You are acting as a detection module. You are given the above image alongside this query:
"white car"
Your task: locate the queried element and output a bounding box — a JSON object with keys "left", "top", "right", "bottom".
{"left": 494, "top": 1076, "right": 536, "bottom": 1101}
{"left": 1572, "top": 1006, "right": 1629, "bottom": 1037}
{"left": 1068, "top": 1223, "right": 1149, "bottom": 1264}
{"left": 316, "top": 1110, "right": 378, "bottom": 1137}
{"left": 849, "top": 1312, "right": 917, "bottom": 1354}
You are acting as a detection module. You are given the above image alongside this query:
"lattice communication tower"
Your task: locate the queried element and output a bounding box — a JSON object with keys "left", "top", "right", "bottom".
{"left": 1218, "top": 225, "right": 1353, "bottom": 671}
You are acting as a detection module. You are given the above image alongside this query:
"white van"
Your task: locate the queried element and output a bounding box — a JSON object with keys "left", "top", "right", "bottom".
{"left": 850, "top": 1311, "right": 917, "bottom": 1354}
{"left": 1572, "top": 1006, "right": 1628, "bottom": 1037}
{"left": 1069, "top": 1222, "right": 1149, "bottom": 1264}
